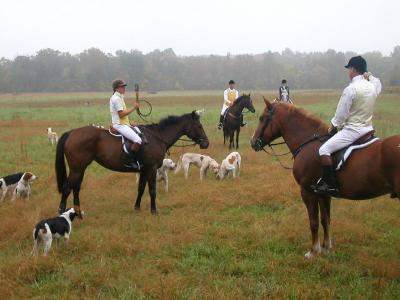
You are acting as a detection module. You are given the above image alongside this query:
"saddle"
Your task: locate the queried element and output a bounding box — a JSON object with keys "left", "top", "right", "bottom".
{"left": 330, "top": 131, "right": 379, "bottom": 171}
{"left": 109, "top": 126, "right": 148, "bottom": 154}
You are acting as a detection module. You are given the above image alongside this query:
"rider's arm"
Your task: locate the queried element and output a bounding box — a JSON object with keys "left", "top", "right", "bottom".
{"left": 223, "top": 90, "right": 232, "bottom": 106}
{"left": 331, "top": 85, "right": 356, "bottom": 129}
{"left": 118, "top": 106, "right": 137, "bottom": 118}
{"left": 365, "top": 73, "right": 382, "bottom": 96}
{"left": 113, "top": 98, "right": 139, "bottom": 118}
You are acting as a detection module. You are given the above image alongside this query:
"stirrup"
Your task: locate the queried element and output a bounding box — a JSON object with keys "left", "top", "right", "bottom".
{"left": 311, "top": 178, "right": 338, "bottom": 195}
{"left": 218, "top": 123, "right": 223, "bottom": 129}
{"left": 124, "top": 159, "right": 142, "bottom": 171}
{"left": 240, "top": 121, "right": 247, "bottom": 127}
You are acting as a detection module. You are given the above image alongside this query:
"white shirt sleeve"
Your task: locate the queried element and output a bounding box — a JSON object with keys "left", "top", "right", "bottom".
{"left": 369, "top": 75, "right": 382, "bottom": 96}
{"left": 111, "top": 96, "right": 124, "bottom": 112}
{"left": 235, "top": 90, "right": 239, "bottom": 99}
{"left": 331, "top": 85, "right": 356, "bottom": 129}
{"left": 223, "top": 89, "right": 231, "bottom": 105}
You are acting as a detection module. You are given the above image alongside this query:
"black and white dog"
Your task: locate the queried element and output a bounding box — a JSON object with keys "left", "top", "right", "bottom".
{"left": 31, "top": 208, "right": 81, "bottom": 256}
{"left": 0, "top": 172, "right": 38, "bottom": 202}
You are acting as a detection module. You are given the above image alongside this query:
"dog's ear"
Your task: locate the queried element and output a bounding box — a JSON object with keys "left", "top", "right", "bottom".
{"left": 23, "top": 172, "right": 32, "bottom": 180}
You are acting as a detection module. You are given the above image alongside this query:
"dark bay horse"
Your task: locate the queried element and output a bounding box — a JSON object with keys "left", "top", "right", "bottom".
{"left": 223, "top": 94, "right": 255, "bottom": 149}
{"left": 56, "top": 111, "right": 209, "bottom": 217}
{"left": 251, "top": 99, "right": 400, "bottom": 258}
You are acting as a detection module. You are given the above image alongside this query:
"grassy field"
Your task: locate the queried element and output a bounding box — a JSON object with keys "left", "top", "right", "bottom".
{"left": 0, "top": 90, "right": 399, "bottom": 299}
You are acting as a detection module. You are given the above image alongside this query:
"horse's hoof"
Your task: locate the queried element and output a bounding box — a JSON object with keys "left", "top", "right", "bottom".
{"left": 151, "top": 209, "right": 157, "bottom": 215}
{"left": 321, "top": 247, "right": 330, "bottom": 256}
{"left": 134, "top": 206, "right": 141, "bottom": 212}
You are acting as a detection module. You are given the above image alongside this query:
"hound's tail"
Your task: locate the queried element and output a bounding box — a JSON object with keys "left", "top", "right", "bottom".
{"left": 55, "top": 131, "right": 71, "bottom": 193}
{"left": 174, "top": 155, "right": 183, "bottom": 174}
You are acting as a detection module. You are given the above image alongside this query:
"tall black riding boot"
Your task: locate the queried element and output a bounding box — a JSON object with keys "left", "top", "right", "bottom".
{"left": 218, "top": 115, "right": 224, "bottom": 129}
{"left": 312, "top": 155, "right": 339, "bottom": 195}
{"left": 124, "top": 143, "right": 143, "bottom": 171}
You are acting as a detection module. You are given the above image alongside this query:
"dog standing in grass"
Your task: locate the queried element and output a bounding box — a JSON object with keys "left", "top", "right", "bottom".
{"left": 217, "top": 152, "right": 241, "bottom": 180}
{"left": 175, "top": 153, "right": 220, "bottom": 181}
{"left": 31, "top": 208, "right": 81, "bottom": 256}
{"left": 0, "top": 172, "right": 38, "bottom": 202}
{"left": 47, "top": 128, "right": 58, "bottom": 145}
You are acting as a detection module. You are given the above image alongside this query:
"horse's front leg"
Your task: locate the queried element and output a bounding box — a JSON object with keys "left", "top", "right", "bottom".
{"left": 229, "top": 132, "right": 234, "bottom": 149}
{"left": 318, "top": 196, "right": 332, "bottom": 255}
{"left": 301, "top": 188, "right": 321, "bottom": 258}
{"left": 235, "top": 129, "right": 240, "bottom": 149}
{"left": 147, "top": 168, "right": 158, "bottom": 214}
{"left": 134, "top": 172, "right": 147, "bottom": 211}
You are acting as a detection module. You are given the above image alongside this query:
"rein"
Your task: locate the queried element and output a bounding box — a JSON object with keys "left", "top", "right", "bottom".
{"left": 254, "top": 104, "right": 329, "bottom": 170}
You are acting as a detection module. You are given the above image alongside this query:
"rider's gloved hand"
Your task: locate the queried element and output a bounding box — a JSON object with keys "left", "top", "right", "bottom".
{"left": 328, "top": 124, "right": 338, "bottom": 136}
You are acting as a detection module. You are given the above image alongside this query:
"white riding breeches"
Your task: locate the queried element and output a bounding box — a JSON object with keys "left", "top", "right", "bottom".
{"left": 221, "top": 104, "right": 229, "bottom": 116}
{"left": 112, "top": 124, "right": 142, "bottom": 144}
{"left": 319, "top": 126, "right": 373, "bottom": 156}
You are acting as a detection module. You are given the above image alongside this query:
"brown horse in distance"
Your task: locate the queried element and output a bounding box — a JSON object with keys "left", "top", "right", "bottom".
{"left": 251, "top": 99, "right": 400, "bottom": 258}
{"left": 56, "top": 111, "right": 209, "bottom": 217}
{"left": 223, "top": 94, "right": 256, "bottom": 149}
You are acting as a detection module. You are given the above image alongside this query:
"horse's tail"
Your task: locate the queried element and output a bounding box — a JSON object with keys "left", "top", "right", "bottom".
{"left": 55, "top": 131, "right": 71, "bottom": 193}
{"left": 174, "top": 155, "right": 183, "bottom": 174}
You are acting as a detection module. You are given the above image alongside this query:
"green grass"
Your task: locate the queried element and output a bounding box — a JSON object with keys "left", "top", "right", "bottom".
{"left": 0, "top": 90, "right": 399, "bottom": 299}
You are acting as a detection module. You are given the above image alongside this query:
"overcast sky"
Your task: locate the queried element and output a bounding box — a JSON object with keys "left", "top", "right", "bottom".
{"left": 1, "top": 0, "right": 398, "bottom": 59}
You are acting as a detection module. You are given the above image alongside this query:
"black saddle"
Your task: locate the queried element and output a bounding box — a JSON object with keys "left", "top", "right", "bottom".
{"left": 109, "top": 126, "right": 146, "bottom": 171}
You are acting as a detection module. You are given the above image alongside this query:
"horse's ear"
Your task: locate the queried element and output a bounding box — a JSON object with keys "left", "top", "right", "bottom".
{"left": 263, "top": 96, "right": 272, "bottom": 108}
{"left": 195, "top": 109, "right": 205, "bottom": 117}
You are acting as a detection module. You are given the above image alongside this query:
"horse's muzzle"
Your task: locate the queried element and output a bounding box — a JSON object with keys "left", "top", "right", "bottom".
{"left": 251, "top": 138, "right": 264, "bottom": 151}
{"left": 199, "top": 139, "right": 209, "bottom": 149}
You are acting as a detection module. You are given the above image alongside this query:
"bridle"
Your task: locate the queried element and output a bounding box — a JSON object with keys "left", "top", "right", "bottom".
{"left": 253, "top": 105, "right": 329, "bottom": 169}
{"left": 226, "top": 96, "right": 255, "bottom": 121}
{"left": 144, "top": 118, "right": 207, "bottom": 149}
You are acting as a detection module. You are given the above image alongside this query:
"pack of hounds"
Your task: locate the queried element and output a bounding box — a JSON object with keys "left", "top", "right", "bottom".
{"left": 1, "top": 127, "right": 241, "bottom": 256}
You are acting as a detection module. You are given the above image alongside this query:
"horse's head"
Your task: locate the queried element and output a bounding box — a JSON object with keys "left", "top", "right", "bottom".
{"left": 186, "top": 110, "right": 209, "bottom": 149}
{"left": 234, "top": 94, "right": 256, "bottom": 113}
{"left": 250, "top": 97, "right": 282, "bottom": 151}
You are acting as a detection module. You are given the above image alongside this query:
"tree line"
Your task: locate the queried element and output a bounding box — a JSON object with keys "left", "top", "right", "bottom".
{"left": 0, "top": 46, "right": 399, "bottom": 93}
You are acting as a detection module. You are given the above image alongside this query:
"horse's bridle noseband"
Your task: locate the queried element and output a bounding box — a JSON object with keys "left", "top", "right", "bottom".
{"left": 253, "top": 104, "right": 330, "bottom": 169}
{"left": 253, "top": 106, "right": 277, "bottom": 151}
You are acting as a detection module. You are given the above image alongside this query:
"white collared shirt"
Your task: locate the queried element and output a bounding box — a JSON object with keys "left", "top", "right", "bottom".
{"left": 331, "top": 74, "right": 382, "bottom": 130}
{"left": 110, "top": 91, "right": 126, "bottom": 125}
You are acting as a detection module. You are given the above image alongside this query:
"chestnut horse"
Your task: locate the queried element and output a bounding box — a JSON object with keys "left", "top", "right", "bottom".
{"left": 251, "top": 99, "right": 400, "bottom": 258}
{"left": 56, "top": 111, "right": 209, "bottom": 217}
{"left": 223, "top": 94, "right": 256, "bottom": 149}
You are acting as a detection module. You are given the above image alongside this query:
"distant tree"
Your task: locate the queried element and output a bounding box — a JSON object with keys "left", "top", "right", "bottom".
{"left": 0, "top": 46, "right": 399, "bottom": 93}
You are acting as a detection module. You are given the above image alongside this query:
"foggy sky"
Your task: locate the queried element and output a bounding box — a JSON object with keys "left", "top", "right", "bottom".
{"left": 1, "top": 0, "right": 399, "bottom": 59}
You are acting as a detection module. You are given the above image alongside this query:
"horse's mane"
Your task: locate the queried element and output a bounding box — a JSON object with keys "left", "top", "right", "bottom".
{"left": 279, "top": 103, "right": 329, "bottom": 132}
{"left": 231, "top": 94, "right": 248, "bottom": 108}
{"left": 144, "top": 113, "right": 193, "bottom": 130}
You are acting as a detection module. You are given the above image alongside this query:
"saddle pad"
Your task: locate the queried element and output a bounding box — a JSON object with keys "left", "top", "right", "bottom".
{"left": 335, "top": 138, "right": 379, "bottom": 171}
{"left": 107, "top": 130, "right": 131, "bottom": 154}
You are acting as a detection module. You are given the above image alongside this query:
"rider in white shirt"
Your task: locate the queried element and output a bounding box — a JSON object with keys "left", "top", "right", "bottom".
{"left": 110, "top": 79, "right": 142, "bottom": 170}
{"left": 218, "top": 80, "right": 246, "bottom": 129}
{"left": 313, "top": 56, "right": 382, "bottom": 195}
